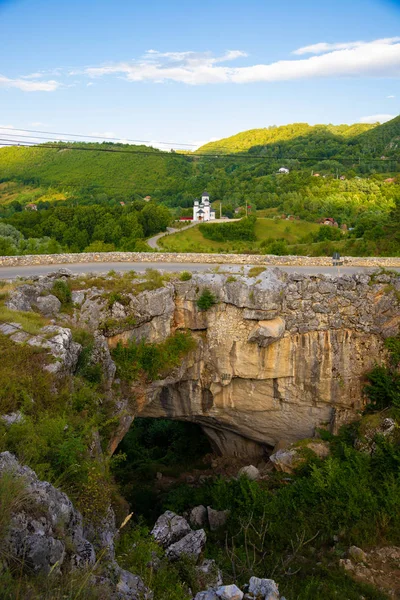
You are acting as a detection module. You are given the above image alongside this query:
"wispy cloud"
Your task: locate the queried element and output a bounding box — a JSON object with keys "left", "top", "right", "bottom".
{"left": 359, "top": 113, "right": 395, "bottom": 123}
{"left": 82, "top": 38, "right": 400, "bottom": 85}
{"left": 293, "top": 37, "right": 400, "bottom": 55}
{"left": 387, "top": 94, "right": 395, "bottom": 98}
{"left": 0, "top": 74, "right": 60, "bottom": 92}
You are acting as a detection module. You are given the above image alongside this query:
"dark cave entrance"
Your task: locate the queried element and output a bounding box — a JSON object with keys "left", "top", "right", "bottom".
{"left": 111, "top": 417, "right": 214, "bottom": 522}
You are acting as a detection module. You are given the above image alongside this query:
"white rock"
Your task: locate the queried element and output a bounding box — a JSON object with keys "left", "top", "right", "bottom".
{"left": 237, "top": 465, "right": 260, "bottom": 481}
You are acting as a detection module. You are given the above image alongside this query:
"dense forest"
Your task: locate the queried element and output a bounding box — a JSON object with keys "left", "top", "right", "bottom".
{"left": 0, "top": 116, "right": 399, "bottom": 255}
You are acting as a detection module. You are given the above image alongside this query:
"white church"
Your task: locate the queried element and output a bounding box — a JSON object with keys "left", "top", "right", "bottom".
{"left": 193, "top": 191, "right": 216, "bottom": 222}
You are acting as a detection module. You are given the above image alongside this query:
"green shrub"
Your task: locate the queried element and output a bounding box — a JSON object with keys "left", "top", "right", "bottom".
{"left": 112, "top": 331, "right": 196, "bottom": 382}
{"left": 51, "top": 279, "right": 72, "bottom": 306}
{"left": 196, "top": 288, "right": 217, "bottom": 311}
{"left": 179, "top": 271, "right": 192, "bottom": 281}
{"left": 364, "top": 336, "right": 400, "bottom": 410}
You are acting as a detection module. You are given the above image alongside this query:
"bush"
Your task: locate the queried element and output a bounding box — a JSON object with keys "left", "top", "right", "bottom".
{"left": 179, "top": 271, "right": 192, "bottom": 281}
{"left": 196, "top": 288, "right": 217, "bottom": 311}
{"left": 51, "top": 279, "right": 72, "bottom": 306}
{"left": 199, "top": 216, "right": 257, "bottom": 242}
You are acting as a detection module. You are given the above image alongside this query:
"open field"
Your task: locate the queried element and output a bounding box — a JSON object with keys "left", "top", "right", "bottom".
{"left": 159, "top": 218, "right": 322, "bottom": 253}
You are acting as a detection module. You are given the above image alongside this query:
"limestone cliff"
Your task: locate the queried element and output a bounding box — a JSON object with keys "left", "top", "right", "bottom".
{"left": 100, "top": 268, "right": 399, "bottom": 457}
{"left": 5, "top": 267, "right": 400, "bottom": 457}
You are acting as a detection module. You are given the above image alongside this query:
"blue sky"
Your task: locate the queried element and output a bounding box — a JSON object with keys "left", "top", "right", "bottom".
{"left": 0, "top": 0, "right": 399, "bottom": 148}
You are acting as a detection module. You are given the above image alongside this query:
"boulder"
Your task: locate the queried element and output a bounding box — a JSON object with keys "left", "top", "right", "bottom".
{"left": 216, "top": 584, "right": 243, "bottom": 600}
{"left": 194, "top": 592, "right": 219, "bottom": 600}
{"left": 72, "top": 290, "right": 86, "bottom": 306}
{"left": 1, "top": 411, "right": 24, "bottom": 427}
{"left": 151, "top": 511, "right": 191, "bottom": 548}
{"left": 196, "top": 558, "right": 223, "bottom": 588}
{"left": 165, "top": 529, "right": 206, "bottom": 562}
{"left": 270, "top": 441, "right": 329, "bottom": 474}
{"left": 247, "top": 317, "right": 285, "bottom": 347}
{"left": 116, "top": 567, "right": 150, "bottom": 599}
{"left": 6, "top": 288, "right": 32, "bottom": 312}
{"left": 248, "top": 576, "right": 280, "bottom": 600}
{"left": 237, "top": 465, "right": 260, "bottom": 481}
{"left": 190, "top": 505, "right": 208, "bottom": 529}
{"left": 348, "top": 545, "right": 367, "bottom": 563}
{"left": 207, "top": 507, "right": 229, "bottom": 531}
{"left": 35, "top": 294, "right": 61, "bottom": 316}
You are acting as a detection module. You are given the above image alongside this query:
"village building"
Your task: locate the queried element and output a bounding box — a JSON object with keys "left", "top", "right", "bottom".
{"left": 193, "top": 191, "right": 216, "bottom": 222}
{"left": 25, "top": 203, "right": 37, "bottom": 211}
{"left": 278, "top": 167, "right": 289, "bottom": 174}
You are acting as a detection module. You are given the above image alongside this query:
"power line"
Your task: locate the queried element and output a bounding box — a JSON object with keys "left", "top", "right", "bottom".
{"left": 0, "top": 138, "right": 398, "bottom": 163}
{"left": 0, "top": 127, "right": 197, "bottom": 148}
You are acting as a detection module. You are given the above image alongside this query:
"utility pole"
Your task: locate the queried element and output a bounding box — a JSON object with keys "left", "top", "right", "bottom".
{"left": 220, "top": 201, "right": 222, "bottom": 219}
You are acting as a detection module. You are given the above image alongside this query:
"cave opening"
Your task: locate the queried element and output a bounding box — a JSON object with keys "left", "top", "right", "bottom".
{"left": 111, "top": 417, "right": 214, "bottom": 522}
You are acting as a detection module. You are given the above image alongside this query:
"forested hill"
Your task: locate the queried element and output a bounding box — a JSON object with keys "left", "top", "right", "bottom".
{"left": 0, "top": 117, "right": 399, "bottom": 210}
{"left": 195, "top": 122, "right": 377, "bottom": 154}
{"left": 0, "top": 142, "right": 192, "bottom": 199}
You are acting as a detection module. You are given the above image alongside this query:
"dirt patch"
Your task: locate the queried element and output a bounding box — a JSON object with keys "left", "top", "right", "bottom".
{"left": 340, "top": 546, "right": 400, "bottom": 598}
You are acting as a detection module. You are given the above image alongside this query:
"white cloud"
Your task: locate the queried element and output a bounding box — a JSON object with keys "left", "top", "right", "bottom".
{"left": 387, "top": 94, "right": 395, "bottom": 98}
{"left": 293, "top": 37, "right": 400, "bottom": 55}
{"left": 83, "top": 38, "right": 400, "bottom": 85}
{"left": 359, "top": 114, "right": 395, "bottom": 124}
{"left": 0, "top": 74, "right": 60, "bottom": 92}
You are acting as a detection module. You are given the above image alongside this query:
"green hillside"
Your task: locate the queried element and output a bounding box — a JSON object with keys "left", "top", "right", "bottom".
{"left": 195, "top": 122, "right": 376, "bottom": 154}
{"left": 355, "top": 114, "right": 400, "bottom": 155}
{"left": 0, "top": 142, "right": 192, "bottom": 199}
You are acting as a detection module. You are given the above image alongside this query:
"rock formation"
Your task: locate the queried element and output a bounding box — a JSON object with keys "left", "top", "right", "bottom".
{"left": 5, "top": 267, "right": 400, "bottom": 458}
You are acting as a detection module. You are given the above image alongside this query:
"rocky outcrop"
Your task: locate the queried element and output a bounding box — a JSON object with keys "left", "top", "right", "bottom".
{"left": 151, "top": 511, "right": 206, "bottom": 562}
{"left": 0, "top": 452, "right": 150, "bottom": 599}
{"left": 0, "top": 452, "right": 96, "bottom": 574}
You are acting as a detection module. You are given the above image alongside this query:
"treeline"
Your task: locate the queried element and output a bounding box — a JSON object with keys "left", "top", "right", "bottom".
{"left": 1, "top": 202, "right": 171, "bottom": 254}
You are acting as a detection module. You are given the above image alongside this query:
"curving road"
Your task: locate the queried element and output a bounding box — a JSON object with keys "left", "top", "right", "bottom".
{"left": 1, "top": 261, "right": 398, "bottom": 280}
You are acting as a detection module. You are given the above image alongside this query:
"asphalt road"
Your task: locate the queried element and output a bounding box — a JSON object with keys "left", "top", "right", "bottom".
{"left": 1, "top": 262, "right": 397, "bottom": 279}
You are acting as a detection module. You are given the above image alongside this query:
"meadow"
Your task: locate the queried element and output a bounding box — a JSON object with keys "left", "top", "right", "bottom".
{"left": 159, "top": 217, "right": 323, "bottom": 253}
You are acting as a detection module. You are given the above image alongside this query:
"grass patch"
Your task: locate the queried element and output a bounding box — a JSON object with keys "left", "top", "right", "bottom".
{"left": 248, "top": 266, "right": 265, "bottom": 278}
{"left": 159, "top": 218, "right": 322, "bottom": 254}
{"left": 0, "top": 303, "right": 49, "bottom": 335}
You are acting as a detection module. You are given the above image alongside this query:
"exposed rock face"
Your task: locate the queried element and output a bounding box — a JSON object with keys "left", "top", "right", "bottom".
{"left": 0, "top": 452, "right": 95, "bottom": 574}
{"left": 0, "top": 452, "right": 150, "bottom": 598}
{"left": 8, "top": 268, "right": 399, "bottom": 458}
{"left": 127, "top": 269, "right": 400, "bottom": 456}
